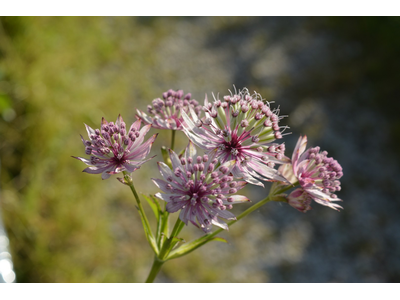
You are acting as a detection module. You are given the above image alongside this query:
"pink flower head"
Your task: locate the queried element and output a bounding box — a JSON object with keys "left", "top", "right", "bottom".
{"left": 153, "top": 141, "right": 250, "bottom": 233}
{"left": 287, "top": 135, "right": 343, "bottom": 212}
{"left": 137, "top": 89, "right": 202, "bottom": 130}
{"left": 181, "top": 87, "right": 290, "bottom": 187}
{"left": 73, "top": 115, "right": 158, "bottom": 180}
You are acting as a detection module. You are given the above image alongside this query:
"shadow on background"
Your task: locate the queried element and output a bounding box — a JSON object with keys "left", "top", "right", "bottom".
{"left": 0, "top": 16, "right": 399, "bottom": 282}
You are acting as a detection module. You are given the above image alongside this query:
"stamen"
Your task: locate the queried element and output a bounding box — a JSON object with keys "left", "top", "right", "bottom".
{"left": 203, "top": 118, "right": 212, "bottom": 126}
{"left": 241, "top": 120, "right": 249, "bottom": 128}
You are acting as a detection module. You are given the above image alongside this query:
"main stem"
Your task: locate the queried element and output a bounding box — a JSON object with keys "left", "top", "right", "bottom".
{"left": 145, "top": 258, "right": 164, "bottom": 283}
{"left": 145, "top": 218, "right": 184, "bottom": 283}
{"left": 145, "top": 129, "right": 177, "bottom": 282}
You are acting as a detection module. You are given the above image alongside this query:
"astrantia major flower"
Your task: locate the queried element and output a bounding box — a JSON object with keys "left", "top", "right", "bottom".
{"left": 181, "top": 88, "right": 290, "bottom": 187}
{"left": 286, "top": 135, "right": 343, "bottom": 212}
{"left": 73, "top": 115, "right": 157, "bottom": 180}
{"left": 152, "top": 141, "right": 249, "bottom": 233}
{"left": 137, "top": 89, "right": 202, "bottom": 130}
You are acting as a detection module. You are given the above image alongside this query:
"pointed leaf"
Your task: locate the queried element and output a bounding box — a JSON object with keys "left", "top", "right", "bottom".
{"left": 158, "top": 211, "right": 170, "bottom": 249}
{"left": 149, "top": 195, "right": 165, "bottom": 247}
{"left": 170, "top": 236, "right": 186, "bottom": 251}
{"left": 161, "top": 146, "right": 172, "bottom": 168}
{"left": 135, "top": 205, "right": 159, "bottom": 255}
{"left": 142, "top": 194, "right": 160, "bottom": 220}
{"left": 156, "top": 212, "right": 164, "bottom": 248}
{"left": 166, "top": 236, "right": 228, "bottom": 260}
{"left": 150, "top": 194, "right": 162, "bottom": 212}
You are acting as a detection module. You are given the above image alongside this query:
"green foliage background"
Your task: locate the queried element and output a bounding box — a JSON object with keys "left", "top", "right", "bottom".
{"left": 0, "top": 17, "right": 259, "bottom": 282}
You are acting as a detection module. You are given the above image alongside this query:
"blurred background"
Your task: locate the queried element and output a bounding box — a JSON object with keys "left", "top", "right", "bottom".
{"left": 0, "top": 16, "right": 399, "bottom": 283}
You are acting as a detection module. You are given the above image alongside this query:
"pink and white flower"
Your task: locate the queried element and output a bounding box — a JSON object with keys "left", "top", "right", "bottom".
{"left": 137, "top": 89, "right": 202, "bottom": 130}
{"left": 152, "top": 141, "right": 249, "bottom": 233}
{"left": 73, "top": 115, "right": 157, "bottom": 180}
{"left": 181, "top": 88, "right": 290, "bottom": 187}
{"left": 286, "top": 135, "right": 343, "bottom": 212}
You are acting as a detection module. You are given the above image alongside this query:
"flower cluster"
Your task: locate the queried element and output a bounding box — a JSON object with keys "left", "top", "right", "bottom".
{"left": 74, "top": 88, "right": 344, "bottom": 234}
{"left": 74, "top": 86, "right": 345, "bottom": 283}
{"left": 285, "top": 135, "right": 343, "bottom": 212}
{"left": 153, "top": 141, "right": 249, "bottom": 233}
{"left": 181, "top": 88, "right": 289, "bottom": 187}
{"left": 137, "top": 89, "right": 202, "bottom": 130}
{"left": 73, "top": 115, "right": 157, "bottom": 180}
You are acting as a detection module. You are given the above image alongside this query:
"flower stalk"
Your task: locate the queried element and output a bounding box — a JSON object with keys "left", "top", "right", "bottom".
{"left": 123, "top": 171, "right": 158, "bottom": 254}
{"left": 170, "top": 129, "right": 176, "bottom": 151}
{"left": 145, "top": 257, "right": 164, "bottom": 283}
{"left": 145, "top": 217, "right": 184, "bottom": 283}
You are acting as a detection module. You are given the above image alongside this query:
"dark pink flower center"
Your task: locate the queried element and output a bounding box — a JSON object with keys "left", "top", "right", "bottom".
{"left": 111, "top": 153, "right": 126, "bottom": 166}
{"left": 222, "top": 139, "right": 241, "bottom": 156}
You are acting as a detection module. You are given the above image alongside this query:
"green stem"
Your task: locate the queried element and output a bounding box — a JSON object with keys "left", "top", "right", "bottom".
{"left": 206, "top": 184, "right": 295, "bottom": 240}
{"left": 145, "top": 217, "right": 184, "bottom": 282}
{"left": 171, "top": 130, "right": 176, "bottom": 151}
{"left": 159, "top": 218, "right": 184, "bottom": 260}
{"left": 145, "top": 257, "right": 164, "bottom": 283}
{"left": 123, "top": 171, "right": 154, "bottom": 239}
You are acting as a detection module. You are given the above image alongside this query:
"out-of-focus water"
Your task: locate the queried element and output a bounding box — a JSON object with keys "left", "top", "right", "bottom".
{"left": 154, "top": 16, "right": 400, "bottom": 282}
{"left": 0, "top": 165, "right": 16, "bottom": 283}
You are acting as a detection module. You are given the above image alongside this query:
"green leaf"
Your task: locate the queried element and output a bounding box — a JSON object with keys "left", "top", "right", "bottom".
{"left": 170, "top": 236, "right": 185, "bottom": 250}
{"left": 158, "top": 210, "right": 169, "bottom": 249}
{"left": 176, "top": 147, "right": 185, "bottom": 158}
{"left": 166, "top": 236, "right": 228, "bottom": 260}
{"left": 161, "top": 146, "right": 172, "bottom": 168}
{"left": 135, "top": 205, "right": 159, "bottom": 255}
{"left": 142, "top": 194, "right": 160, "bottom": 220}
{"left": 155, "top": 211, "right": 163, "bottom": 248}
{"left": 150, "top": 195, "right": 162, "bottom": 212}
{"left": 208, "top": 237, "right": 227, "bottom": 244}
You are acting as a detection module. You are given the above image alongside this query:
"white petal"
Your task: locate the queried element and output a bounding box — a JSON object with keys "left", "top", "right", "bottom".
{"left": 185, "top": 141, "right": 197, "bottom": 162}
{"left": 84, "top": 123, "right": 96, "bottom": 139}
{"left": 154, "top": 192, "right": 174, "bottom": 202}
{"left": 211, "top": 218, "right": 228, "bottom": 231}
{"left": 101, "top": 172, "right": 112, "bottom": 180}
{"left": 292, "top": 135, "right": 308, "bottom": 169}
{"left": 222, "top": 195, "right": 250, "bottom": 205}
